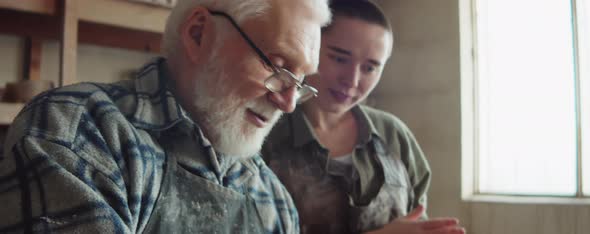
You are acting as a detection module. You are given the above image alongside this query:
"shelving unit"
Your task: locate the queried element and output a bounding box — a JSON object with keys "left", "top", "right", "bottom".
{"left": 0, "top": 0, "right": 171, "bottom": 125}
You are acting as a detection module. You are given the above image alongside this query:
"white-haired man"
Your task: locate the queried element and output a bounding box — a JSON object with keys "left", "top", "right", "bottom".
{"left": 0, "top": 0, "right": 331, "bottom": 233}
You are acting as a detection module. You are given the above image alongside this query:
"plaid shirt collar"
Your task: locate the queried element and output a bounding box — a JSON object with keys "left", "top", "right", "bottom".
{"left": 129, "top": 57, "right": 192, "bottom": 132}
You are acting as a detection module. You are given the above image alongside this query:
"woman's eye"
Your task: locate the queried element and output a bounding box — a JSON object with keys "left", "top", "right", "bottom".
{"left": 363, "top": 64, "right": 377, "bottom": 73}
{"left": 328, "top": 54, "right": 348, "bottom": 64}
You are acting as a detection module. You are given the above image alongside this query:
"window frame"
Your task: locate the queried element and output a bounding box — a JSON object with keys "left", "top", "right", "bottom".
{"left": 461, "top": 0, "right": 590, "bottom": 202}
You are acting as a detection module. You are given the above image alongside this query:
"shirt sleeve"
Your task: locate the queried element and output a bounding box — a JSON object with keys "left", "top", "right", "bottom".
{"left": 0, "top": 135, "right": 137, "bottom": 233}
{"left": 398, "top": 125, "right": 431, "bottom": 219}
{"left": 254, "top": 156, "right": 301, "bottom": 234}
{"left": 0, "top": 111, "right": 164, "bottom": 234}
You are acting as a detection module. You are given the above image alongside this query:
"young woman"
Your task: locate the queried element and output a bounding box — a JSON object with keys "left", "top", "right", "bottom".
{"left": 263, "top": 1, "right": 465, "bottom": 234}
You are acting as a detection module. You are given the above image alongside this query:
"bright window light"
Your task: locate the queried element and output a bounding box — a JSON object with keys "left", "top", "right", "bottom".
{"left": 581, "top": 0, "right": 590, "bottom": 195}
{"left": 476, "top": 0, "right": 577, "bottom": 196}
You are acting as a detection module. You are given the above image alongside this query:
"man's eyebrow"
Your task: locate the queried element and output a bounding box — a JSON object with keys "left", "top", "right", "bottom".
{"left": 327, "top": 46, "right": 352, "bottom": 56}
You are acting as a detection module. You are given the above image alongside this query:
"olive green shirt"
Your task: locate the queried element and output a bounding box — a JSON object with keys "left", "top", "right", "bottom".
{"left": 262, "top": 105, "right": 431, "bottom": 234}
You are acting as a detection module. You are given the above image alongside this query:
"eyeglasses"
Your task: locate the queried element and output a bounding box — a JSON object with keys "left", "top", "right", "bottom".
{"left": 209, "top": 10, "right": 318, "bottom": 104}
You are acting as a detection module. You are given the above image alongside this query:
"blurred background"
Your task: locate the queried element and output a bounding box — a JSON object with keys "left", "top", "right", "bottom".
{"left": 0, "top": 1, "right": 589, "bottom": 233}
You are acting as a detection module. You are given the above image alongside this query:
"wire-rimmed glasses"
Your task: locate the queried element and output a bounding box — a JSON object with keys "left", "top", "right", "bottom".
{"left": 209, "top": 11, "right": 318, "bottom": 104}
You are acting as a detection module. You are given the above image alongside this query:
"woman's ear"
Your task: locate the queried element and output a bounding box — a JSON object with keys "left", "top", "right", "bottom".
{"left": 180, "top": 7, "right": 215, "bottom": 64}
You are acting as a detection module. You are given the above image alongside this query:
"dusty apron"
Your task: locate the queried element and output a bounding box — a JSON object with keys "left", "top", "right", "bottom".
{"left": 347, "top": 139, "right": 415, "bottom": 232}
{"left": 143, "top": 147, "right": 265, "bottom": 233}
{"left": 294, "top": 138, "right": 414, "bottom": 234}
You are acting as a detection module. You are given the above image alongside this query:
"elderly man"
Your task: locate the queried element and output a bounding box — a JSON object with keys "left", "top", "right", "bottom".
{"left": 0, "top": 0, "right": 330, "bottom": 233}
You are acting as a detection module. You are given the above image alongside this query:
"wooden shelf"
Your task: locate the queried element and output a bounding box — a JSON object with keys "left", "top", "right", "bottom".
{"left": 0, "top": 0, "right": 56, "bottom": 15}
{"left": 78, "top": 0, "right": 170, "bottom": 33}
{"left": 0, "top": 0, "right": 168, "bottom": 52}
{"left": 0, "top": 0, "right": 170, "bottom": 125}
{"left": 0, "top": 0, "right": 169, "bottom": 33}
{"left": 0, "top": 103, "right": 25, "bottom": 125}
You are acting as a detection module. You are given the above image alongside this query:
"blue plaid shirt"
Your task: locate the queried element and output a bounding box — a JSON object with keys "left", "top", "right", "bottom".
{"left": 0, "top": 58, "right": 299, "bottom": 233}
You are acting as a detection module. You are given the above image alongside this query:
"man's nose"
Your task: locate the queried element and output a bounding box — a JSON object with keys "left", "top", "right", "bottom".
{"left": 268, "top": 86, "right": 297, "bottom": 113}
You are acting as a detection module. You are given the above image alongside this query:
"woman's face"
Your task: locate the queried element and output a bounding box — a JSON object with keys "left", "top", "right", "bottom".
{"left": 305, "top": 16, "right": 392, "bottom": 114}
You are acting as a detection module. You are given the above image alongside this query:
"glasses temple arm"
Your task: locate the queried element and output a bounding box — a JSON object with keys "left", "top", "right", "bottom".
{"left": 209, "top": 11, "right": 278, "bottom": 73}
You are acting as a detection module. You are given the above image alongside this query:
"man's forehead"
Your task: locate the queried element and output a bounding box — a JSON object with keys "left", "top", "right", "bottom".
{"left": 246, "top": 3, "right": 323, "bottom": 74}
{"left": 280, "top": 25, "right": 322, "bottom": 75}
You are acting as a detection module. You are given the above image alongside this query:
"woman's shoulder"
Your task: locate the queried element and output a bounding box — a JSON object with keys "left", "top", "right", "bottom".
{"left": 358, "top": 104, "right": 413, "bottom": 137}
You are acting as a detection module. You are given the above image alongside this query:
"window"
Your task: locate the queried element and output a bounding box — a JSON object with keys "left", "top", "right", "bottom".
{"left": 471, "top": 0, "right": 589, "bottom": 197}
{"left": 581, "top": 0, "right": 590, "bottom": 195}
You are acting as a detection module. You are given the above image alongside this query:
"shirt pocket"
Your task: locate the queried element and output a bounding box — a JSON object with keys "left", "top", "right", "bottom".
{"left": 348, "top": 182, "right": 409, "bottom": 232}
{"left": 349, "top": 153, "right": 411, "bottom": 232}
{"left": 381, "top": 152, "right": 413, "bottom": 215}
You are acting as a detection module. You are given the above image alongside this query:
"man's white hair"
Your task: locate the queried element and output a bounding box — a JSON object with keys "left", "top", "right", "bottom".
{"left": 161, "top": 0, "right": 332, "bottom": 57}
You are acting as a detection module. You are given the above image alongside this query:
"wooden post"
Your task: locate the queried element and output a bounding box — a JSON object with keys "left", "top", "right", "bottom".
{"left": 23, "top": 37, "right": 42, "bottom": 81}
{"left": 58, "top": 0, "right": 78, "bottom": 86}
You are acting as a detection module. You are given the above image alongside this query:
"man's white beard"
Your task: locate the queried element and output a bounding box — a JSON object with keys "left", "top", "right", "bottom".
{"left": 191, "top": 58, "right": 282, "bottom": 158}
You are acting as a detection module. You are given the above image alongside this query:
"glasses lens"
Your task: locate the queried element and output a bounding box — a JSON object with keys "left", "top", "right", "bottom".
{"left": 265, "top": 75, "right": 284, "bottom": 92}
{"left": 296, "top": 86, "right": 318, "bottom": 104}
{"left": 276, "top": 70, "right": 300, "bottom": 88}
{"left": 265, "top": 70, "right": 300, "bottom": 92}
{"left": 264, "top": 69, "right": 318, "bottom": 103}
{"left": 278, "top": 68, "right": 302, "bottom": 83}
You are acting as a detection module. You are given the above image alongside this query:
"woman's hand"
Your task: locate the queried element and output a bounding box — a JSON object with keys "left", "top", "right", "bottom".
{"left": 364, "top": 206, "right": 466, "bottom": 234}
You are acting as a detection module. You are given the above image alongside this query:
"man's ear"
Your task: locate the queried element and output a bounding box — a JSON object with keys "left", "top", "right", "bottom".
{"left": 180, "top": 7, "right": 215, "bottom": 65}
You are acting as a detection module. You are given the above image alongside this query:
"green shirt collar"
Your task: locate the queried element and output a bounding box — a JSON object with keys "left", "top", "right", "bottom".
{"left": 291, "top": 105, "right": 383, "bottom": 148}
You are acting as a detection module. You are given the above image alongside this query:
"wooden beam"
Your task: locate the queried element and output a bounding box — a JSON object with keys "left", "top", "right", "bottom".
{"left": 79, "top": 21, "right": 162, "bottom": 53}
{"left": 0, "top": 9, "right": 60, "bottom": 40}
{"left": 77, "top": 0, "right": 170, "bottom": 33}
{"left": 23, "top": 38, "right": 42, "bottom": 80}
{"left": 0, "top": 0, "right": 56, "bottom": 15}
{"left": 0, "top": 10, "right": 161, "bottom": 53}
{"left": 58, "top": 0, "right": 78, "bottom": 86}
